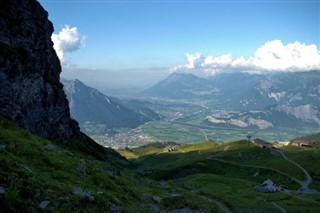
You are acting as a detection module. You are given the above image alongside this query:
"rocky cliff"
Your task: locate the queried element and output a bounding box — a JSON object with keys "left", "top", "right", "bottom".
{"left": 0, "top": 0, "right": 84, "bottom": 143}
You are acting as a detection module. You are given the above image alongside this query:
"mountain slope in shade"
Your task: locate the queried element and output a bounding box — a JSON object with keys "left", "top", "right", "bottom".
{"left": 63, "top": 79, "right": 161, "bottom": 135}
{"left": 0, "top": 0, "right": 80, "bottom": 142}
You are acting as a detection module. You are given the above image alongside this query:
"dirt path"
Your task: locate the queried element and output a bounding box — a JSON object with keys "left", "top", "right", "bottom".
{"left": 271, "top": 202, "right": 287, "bottom": 213}
{"left": 275, "top": 150, "right": 320, "bottom": 194}
{"left": 275, "top": 150, "right": 311, "bottom": 190}
{"left": 201, "top": 129, "right": 208, "bottom": 141}
{"left": 256, "top": 196, "right": 288, "bottom": 213}
{"left": 206, "top": 156, "right": 302, "bottom": 185}
{"left": 208, "top": 151, "right": 320, "bottom": 194}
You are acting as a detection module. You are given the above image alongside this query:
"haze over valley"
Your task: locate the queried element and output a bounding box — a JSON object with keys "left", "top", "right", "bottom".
{"left": 61, "top": 70, "right": 320, "bottom": 148}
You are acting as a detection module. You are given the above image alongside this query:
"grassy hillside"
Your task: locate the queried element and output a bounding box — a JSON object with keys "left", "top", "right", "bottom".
{"left": 120, "top": 140, "right": 320, "bottom": 212}
{"left": 0, "top": 117, "right": 214, "bottom": 212}
{"left": 1, "top": 116, "right": 319, "bottom": 212}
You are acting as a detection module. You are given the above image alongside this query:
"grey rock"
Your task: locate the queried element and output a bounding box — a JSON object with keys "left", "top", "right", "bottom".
{"left": 16, "top": 162, "right": 33, "bottom": 173}
{"left": 73, "top": 187, "right": 85, "bottom": 197}
{"left": 144, "top": 204, "right": 162, "bottom": 213}
{"left": 44, "top": 143, "right": 56, "bottom": 150}
{"left": 109, "top": 203, "right": 121, "bottom": 213}
{"left": 39, "top": 201, "right": 50, "bottom": 210}
{"left": 169, "top": 193, "right": 184, "bottom": 200}
{"left": 77, "top": 160, "right": 87, "bottom": 177}
{"left": 34, "top": 189, "right": 41, "bottom": 198}
{"left": 152, "top": 195, "right": 162, "bottom": 204}
{"left": 107, "top": 168, "right": 120, "bottom": 177}
{"left": 159, "top": 181, "right": 169, "bottom": 189}
{"left": 52, "top": 201, "right": 61, "bottom": 208}
{"left": 0, "top": 0, "right": 86, "bottom": 143}
{"left": 171, "top": 209, "right": 204, "bottom": 213}
{"left": 0, "top": 186, "right": 5, "bottom": 195}
{"left": 73, "top": 187, "right": 95, "bottom": 201}
{"left": 85, "top": 191, "right": 95, "bottom": 202}
{"left": 0, "top": 144, "right": 6, "bottom": 149}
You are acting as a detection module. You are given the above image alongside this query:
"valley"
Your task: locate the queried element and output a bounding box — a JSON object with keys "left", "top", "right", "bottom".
{"left": 92, "top": 97, "right": 319, "bottom": 148}
{"left": 62, "top": 72, "right": 320, "bottom": 148}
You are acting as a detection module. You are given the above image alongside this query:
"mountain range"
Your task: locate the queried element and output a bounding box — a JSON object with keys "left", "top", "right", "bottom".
{"left": 143, "top": 71, "right": 320, "bottom": 130}
{"left": 63, "top": 79, "right": 161, "bottom": 136}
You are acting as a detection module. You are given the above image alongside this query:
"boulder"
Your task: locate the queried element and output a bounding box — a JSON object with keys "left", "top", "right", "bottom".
{"left": 39, "top": 201, "right": 50, "bottom": 210}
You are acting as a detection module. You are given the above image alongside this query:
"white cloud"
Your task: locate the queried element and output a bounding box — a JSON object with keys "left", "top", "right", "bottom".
{"left": 170, "top": 52, "right": 204, "bottom": 72}
{"left": 171, "top": 40, "right": 320, "bottom": 75}
{"left": 251, "top": 40, "right": 320, "bottom": 71}
{"left": 51, "top": 25, "right": 86, "bottom": 63}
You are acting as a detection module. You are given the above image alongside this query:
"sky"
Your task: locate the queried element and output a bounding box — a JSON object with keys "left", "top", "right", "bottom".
{"left": 39, "top": 0, "right": 320, "bottom": 89}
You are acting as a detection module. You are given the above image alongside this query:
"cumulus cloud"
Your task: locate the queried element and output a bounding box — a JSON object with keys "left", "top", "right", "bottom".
{"left": 51, "top": 25, "right": 86, "bottom": 63}
{"left": 171, "top": 52, "right": 204, "bottom": 72}
{"left": 171, "top": 40, "right": 320, "bottom": 75}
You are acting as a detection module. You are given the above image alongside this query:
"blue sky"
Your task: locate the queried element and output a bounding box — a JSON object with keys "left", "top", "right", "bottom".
{"left": 39, "top": 0, "right": 320, "bottom": 88}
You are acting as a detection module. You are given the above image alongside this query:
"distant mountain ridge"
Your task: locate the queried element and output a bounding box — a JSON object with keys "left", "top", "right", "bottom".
{"left": 143, "top": 71, "right": 320, "bottom": 130}
{"left": 141, "top": 72, "right": 219, "bottom": 99}
{"left": 144, "top": 71, "right": 320, "bottom": 106}
{"left": 63, "top": 79, "right": 162, "bottom": 135}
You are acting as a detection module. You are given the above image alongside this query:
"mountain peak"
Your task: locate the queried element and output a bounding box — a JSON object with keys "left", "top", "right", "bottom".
{"left": 168, "top": 72, "right": 198, "bottom": 79}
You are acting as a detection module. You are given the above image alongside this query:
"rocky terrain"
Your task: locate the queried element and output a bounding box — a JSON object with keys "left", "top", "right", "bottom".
{"left": 0, "top": 0, "right": 80, "bottom": 142}
{"left": 0, "top": 0, "right": 125, "bottom": 162}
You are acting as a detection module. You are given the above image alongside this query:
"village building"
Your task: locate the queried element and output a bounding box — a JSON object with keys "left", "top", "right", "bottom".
{"left": 255, "top": 179, "right": 282, "bottom": 193}
{"left": 277, "top": 141, "right": 290, "bottom": 146}
{"left": 291, "top": 139, "right": 315, "bottom": 147}
{"left": 163, "top": 145, "right": 179, "bottom": 152}
{"left": 253, "top": 138, "right": 273, "bottom": 149}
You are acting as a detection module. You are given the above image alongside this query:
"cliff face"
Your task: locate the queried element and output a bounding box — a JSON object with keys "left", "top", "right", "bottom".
{"left": 0, "top": 0, "right": 81, "bottom": 142}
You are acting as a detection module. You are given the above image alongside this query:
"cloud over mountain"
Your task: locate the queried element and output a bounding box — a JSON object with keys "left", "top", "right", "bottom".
{"left": 51, "top": 25, "right": 86, "bottom": 63}
{"left": 172, "top": 40, "right": 320, "bottom": 74}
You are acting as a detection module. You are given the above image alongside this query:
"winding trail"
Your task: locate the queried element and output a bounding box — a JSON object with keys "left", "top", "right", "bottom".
{"left": 274, "top": 150, "right": 311, "bottom": 191}
{"left": 201, "top": 129, "right": 208, "bottom": 141}
{"left": 206, "top": 156, "right": 302, "bottom": 185}
{"left": 207, "top": 150, "right": 320, "bottom": 194}
{"left": 271, "top": 202, "right": 287, "bottom": 213}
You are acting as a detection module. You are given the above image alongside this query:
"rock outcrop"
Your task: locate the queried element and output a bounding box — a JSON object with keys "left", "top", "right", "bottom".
{"left": 0, "top": 0, "right": 81, "bottom": 142}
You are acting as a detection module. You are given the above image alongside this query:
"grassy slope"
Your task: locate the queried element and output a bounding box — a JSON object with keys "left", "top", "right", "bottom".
{"left": 1, "top": 117, "right": 215, "bottom": 212}
{"left": 282, "top": 143, "right": 320, "bottom": 189}
{"left": 0, "top": 117, "right": 145, "bottom": 211}
{"left": 1, "top": 115, "right": 319, "bottom": 212}
{"left": 120, "top": 140, "right": 320, "bottom": 212}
